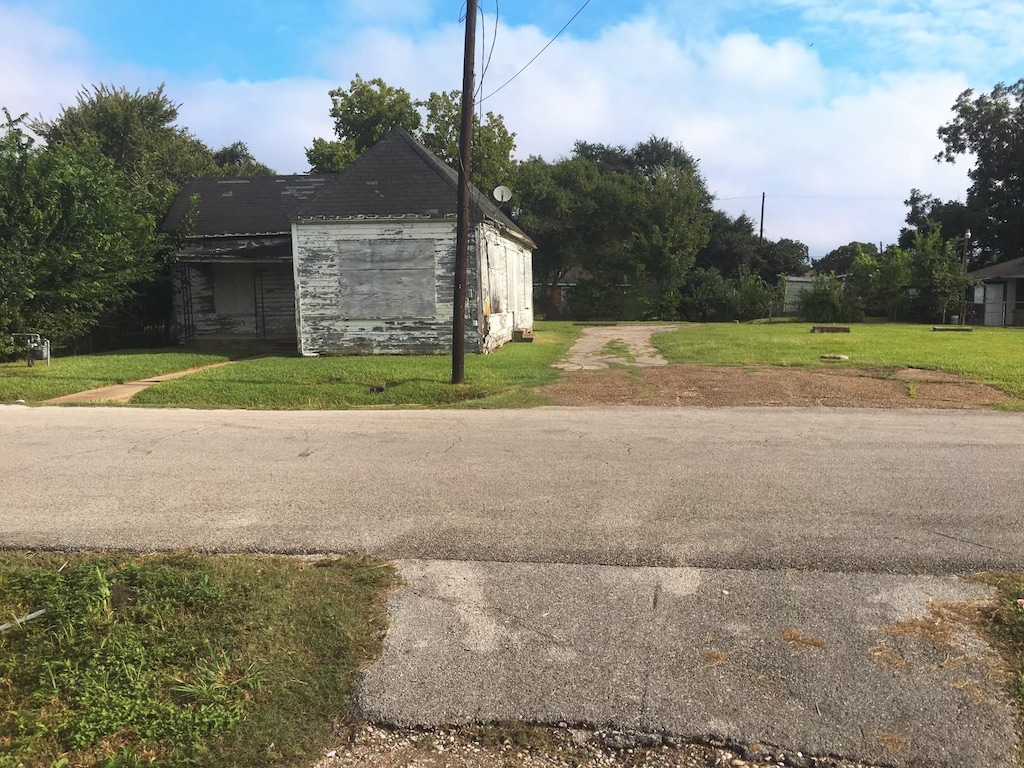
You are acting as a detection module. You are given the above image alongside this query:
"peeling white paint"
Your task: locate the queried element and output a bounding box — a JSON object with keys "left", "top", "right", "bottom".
{"left": 174, "top": 218, "right": 533, "bottom": 355}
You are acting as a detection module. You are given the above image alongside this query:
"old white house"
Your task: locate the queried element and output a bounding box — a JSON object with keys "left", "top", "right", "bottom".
{"left": 164, "top": 128, "right": 535, "bottom": 354}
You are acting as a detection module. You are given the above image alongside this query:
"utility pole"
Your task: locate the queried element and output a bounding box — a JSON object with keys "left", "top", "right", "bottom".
{"left": 452, "top": 0, "right": 478, "bottom": 385}
{"left": 759, "top": 192, "right": 765, "bottom": 244}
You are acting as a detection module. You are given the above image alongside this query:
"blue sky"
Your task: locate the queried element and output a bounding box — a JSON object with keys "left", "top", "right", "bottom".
{"left": 2, "top": 0, "right": 1022, "bottom": 257}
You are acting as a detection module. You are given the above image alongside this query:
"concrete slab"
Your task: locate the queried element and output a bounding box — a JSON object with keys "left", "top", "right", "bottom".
{"left": 553, "top": 324, "right": 683, "bottom": 370}
{"left": 358, "top": 560, "right": 1018, "bottom": 768}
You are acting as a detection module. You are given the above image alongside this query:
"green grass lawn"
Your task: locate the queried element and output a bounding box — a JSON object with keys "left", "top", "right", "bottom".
{"left": 0, "top": 552, "right": 395, "bottom": 767}
{"left": 8, "top": 322, "right": 1024, "bottom": 410}
{"left": 0, "top": 350, "right": 243, "bottom": 404}
{"left": 653, "top": 322, "right": 1024, "bottom": 402}
{"left": 130, "top": 321, "right": 581, "bottom": 409}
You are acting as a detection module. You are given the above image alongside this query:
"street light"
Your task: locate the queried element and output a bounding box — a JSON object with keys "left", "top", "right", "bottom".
{"left": 961, "top": 228, "right": 972, "bottom": 325}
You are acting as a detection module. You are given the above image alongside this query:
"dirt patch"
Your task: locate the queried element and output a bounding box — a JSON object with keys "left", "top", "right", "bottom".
{"left": 543, "top": 325, "right": 1017, "bottom": 409}
{"left": 537, "top": 365, "right": 1016, "bottom": 409}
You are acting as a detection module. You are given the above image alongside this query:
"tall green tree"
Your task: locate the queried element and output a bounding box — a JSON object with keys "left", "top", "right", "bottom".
{"left": 908, "top": 220, "right": 972, "bottom": 322}
{"left": 936, "top": 79, "right": 1024, "bottom": 264}
{"left": 566, "top": 138, "right": 711, "bottom": 318}
{"left": 696, "top": 211, "right": 807, "bottom": 285}
{"left": 696, "top": 211, "right": 759, "bottom": 279}
{"left": 813, "top": 241, "right": 877, "bottom": 275}
{"left": 211, "top": 141, "right": 275, "bottom": 176}
{"left": 32, "top": 84, "right": 222, "bottom": 217}
{"left": 306, "top": 75, "right": 421, "bottom": 173}
{"left": 513, "top": 155, "right": 632, "bottom": 319}
{"left": 875, "top": 246, "right": 913, "bottom": 320}
{"left": 897, "top": 188, "right": 982, "bottom": 259}
{"left": 847, "top": 243, "right": 912, "bottom": 319}
{"left": 306, "top": 137, "right": 358, "bottom": 175}
{"left": 751, "top": 238, "right": 809, "bottom": 284}
{"left": 0, "top": 111, "right": 43, "bottom": 350}
{"left": 514, "top": 137, "right": 711, "bottom": 320}
{"left": 24, "top": 84, "right": 272, "bottom": 347}
{"left": 306, "top": 77, "right": 517, "bottom": 192}
{"left": 0, "top": 111, "right": 161, "bottom": 350}
{"left": 419, "top": 89, "right": 516, "bottom": 193}
{"left": 633, "top": 160, "right": 712, "bottom": 316}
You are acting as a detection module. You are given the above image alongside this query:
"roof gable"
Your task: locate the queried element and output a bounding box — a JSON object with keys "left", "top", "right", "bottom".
{"left": 161, "top": 129, "right": 533, "bottom": 247}
{"left": 162, "top": 175, "right": 330, "bottom": 236}
{"left": 294, "top": 127, "right": 532, "bottom": 245}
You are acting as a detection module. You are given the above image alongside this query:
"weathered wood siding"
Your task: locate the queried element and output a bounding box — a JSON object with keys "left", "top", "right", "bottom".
{"left": 479, "top": 223, "right": 534, "bottom": 352}
{"left": 172, "top": 260, "right": 297, "bottom": 346}
{"left": 293, "top": 219, "right": 481, "bottom": 355}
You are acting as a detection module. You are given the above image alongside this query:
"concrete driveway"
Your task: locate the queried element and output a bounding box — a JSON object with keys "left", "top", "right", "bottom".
{"left": 2, "top": 404, "right": 1022, "bottom": 766}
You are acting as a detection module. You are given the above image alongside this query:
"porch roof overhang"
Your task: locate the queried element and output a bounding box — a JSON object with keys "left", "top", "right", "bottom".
{"left": 173, "top": 235, "right": 292, "bottom": 262}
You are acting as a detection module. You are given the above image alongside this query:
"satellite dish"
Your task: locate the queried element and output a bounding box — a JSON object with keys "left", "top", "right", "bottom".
{"left": 493, "top": 185, "right": 512, "bottom": 203}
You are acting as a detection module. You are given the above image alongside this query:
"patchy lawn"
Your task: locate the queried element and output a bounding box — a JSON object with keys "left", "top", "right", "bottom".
{"left": 0, "top": 350, "right": 242, "bottom": 404}
{"left": 652, "top": 322, "right": 1024, "bottom": 403}
{"left": 0, "top": 551, "right": 395, "bottom": 767}
{"left": 129, "top": 322, "right": 581, "bottom": 409}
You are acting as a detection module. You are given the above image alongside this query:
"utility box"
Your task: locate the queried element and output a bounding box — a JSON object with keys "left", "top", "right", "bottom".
{"left": 10, "top": 333, "right": 50, "bottom": 366}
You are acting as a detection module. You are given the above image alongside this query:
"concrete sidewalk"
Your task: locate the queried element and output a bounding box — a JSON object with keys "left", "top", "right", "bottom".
{"left": 46, "top": 360, "right": 239, "bottom": 404}
{"left": 358, "top": 560, "right": 1018, "bottom": 768}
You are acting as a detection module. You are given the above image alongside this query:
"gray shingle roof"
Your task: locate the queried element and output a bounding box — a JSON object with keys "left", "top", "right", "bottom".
{"left": 162, "top": 175, "right": 330, "bottom": 236}
{"left": 969, "top": 256, "right": 1024, "bottom": 280}
{"left": 162, "top": 129, "right": 533, "bottom": 247}
{"left": 293, "top": 127, "right": 533, "bottom": 246}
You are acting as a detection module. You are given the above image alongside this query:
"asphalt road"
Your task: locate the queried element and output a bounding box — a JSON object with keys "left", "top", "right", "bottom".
{"left": 2, "top": 405, "right": 1021, "bottom": 573}
{"left": 3, "top": 404, "right": 1022, "bottom": 766}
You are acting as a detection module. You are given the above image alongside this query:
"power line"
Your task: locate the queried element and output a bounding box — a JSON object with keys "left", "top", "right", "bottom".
{"left": 717, "top": 194, "right": 908, "bottom": 202}
{"left": 479, "top": 0, "right": 593, "bottom": 104}
{"left": 476, "top": 0, "right": 499, "bottom": 101}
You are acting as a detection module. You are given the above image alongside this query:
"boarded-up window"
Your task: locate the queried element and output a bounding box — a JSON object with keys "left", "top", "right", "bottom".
{"left": 336, "top": 240, "right": 434, "bottom": 319}
{"left": 213, "top": 265, "right": 255, "bottom": 315}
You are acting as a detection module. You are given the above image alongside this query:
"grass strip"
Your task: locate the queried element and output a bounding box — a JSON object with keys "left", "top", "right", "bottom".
{"left": 0, "top": 350, "right": 245, "bottom": 404}
{"left": 653, "top": 322, "right": 1024, "bottom": 404}
{"left": 130, "top": 321, "right": 582, "bottom": 409}
{"left": 0, "top": 552, "right": 395, "bottom": 767}
{"left": 976, "top": 572, "right": 1024, "bottom": 766}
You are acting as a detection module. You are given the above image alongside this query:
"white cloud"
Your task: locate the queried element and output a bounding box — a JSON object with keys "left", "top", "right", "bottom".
{"left": 317, "top": 23, "right": 465, "bottom": 93}
{"left": 0, "top": 3, "right": 983, "bottom": 258}
{"left": 171, "top": 78, "right": 336, "bottom": 175}
{"left": 764, "top": 0, "right": 1024, "bottom": 79}
{"left": 478, "top": 17, "right": 973, "bottom": 256}
{"left": 0, "top": 6, "right": 94, "bottom": 122}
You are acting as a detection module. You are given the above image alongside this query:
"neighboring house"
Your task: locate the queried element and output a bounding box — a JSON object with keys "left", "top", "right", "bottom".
{"left": 782, "top": 275, "right": 816, "bottom": 315}
{"left": 163, "top": 127, "right": 535, "bottom": 354}
{"left": 533, "top": 266, "right": 586, "bottom": 319}
{"left": 968, "top": 257, "right": 1024, "bottom": 327}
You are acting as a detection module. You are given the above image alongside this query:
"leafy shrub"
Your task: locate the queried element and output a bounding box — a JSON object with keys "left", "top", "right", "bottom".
{"left": 797, "top": 273, "right": 864, "bottom": 323}
{"left": 678, "top": 268, "right": 737, "bottom": 321}
{"left": 735, "top": 273, "right": 775, "bottom": 321}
